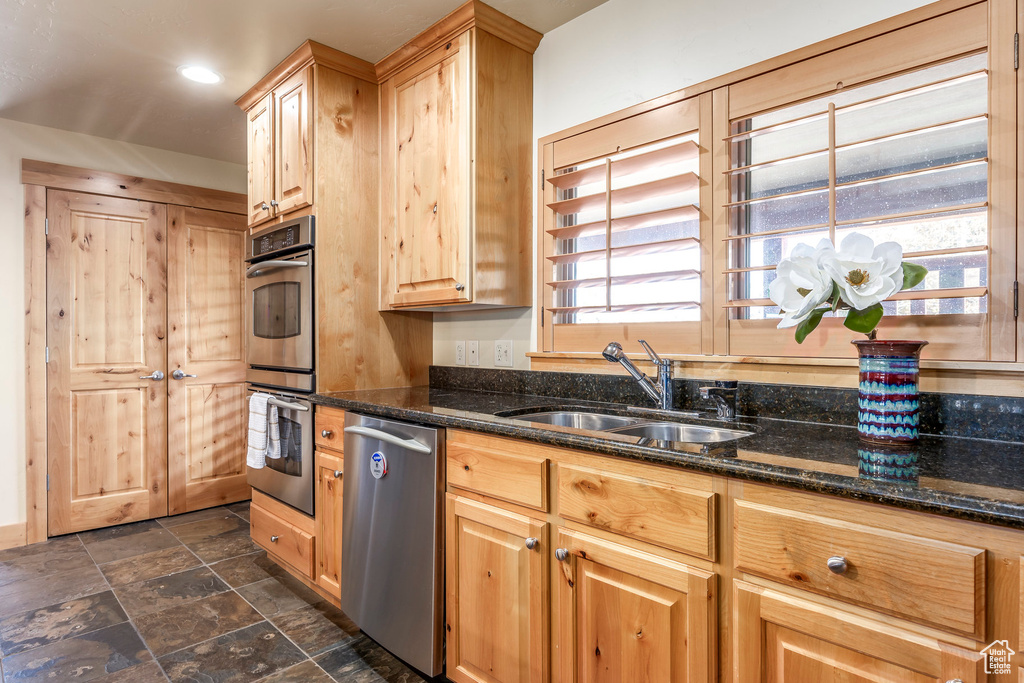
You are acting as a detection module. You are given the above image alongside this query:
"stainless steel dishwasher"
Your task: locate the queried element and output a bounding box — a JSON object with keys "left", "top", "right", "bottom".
{"left": 341, "top": 413, "right": 444, "bottom": 677}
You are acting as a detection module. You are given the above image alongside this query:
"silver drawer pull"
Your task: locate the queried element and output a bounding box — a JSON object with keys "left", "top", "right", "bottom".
{"left": 555, "top": 548, "right": 569, "bottom": 561}
{"left": 525, "top": 537, "right": 538, "bottom": 550}
{"left": 321, "top": 429, "right": 333, "bottom": 438}
{"left": 826, "top": 556, "right": 848, "bottom": 575}
{"left": 344, "top": 425, "right": 431, "bottom": 454}
{"left": 270, "top": 535, "right": 279, "bottom": 543}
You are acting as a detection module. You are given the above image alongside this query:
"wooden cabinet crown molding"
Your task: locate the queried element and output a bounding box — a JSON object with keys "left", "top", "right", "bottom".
{"left": 235, "top": 39, "right": 377, "bottom": 111}
{"left": 373, "top": 0, "right": 542, "bottom": 82}
{"left": 21, "top": 159, "right": 245, "bottom": 215}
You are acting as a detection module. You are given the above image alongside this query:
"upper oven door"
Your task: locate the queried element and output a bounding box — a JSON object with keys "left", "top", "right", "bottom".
{"left": 245, "top": 250, "right": 313, "bottom": 372}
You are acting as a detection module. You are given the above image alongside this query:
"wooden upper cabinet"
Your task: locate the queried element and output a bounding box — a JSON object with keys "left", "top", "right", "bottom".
{"left": 247, "top": 96, "right": 273, "bottom": 225}
{"left": 378, "top": 4, "right": 541, "bottom": 310}
{"left": 273, "top": 67, "right": 314, "bottom": 217}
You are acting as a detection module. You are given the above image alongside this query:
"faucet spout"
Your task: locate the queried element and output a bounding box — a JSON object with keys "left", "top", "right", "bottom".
{"left": 602, "top": 341, "right": 674, "bottom": 410}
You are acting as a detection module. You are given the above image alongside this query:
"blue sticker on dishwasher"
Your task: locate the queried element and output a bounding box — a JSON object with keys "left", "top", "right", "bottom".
{"left": 370, "top": 451, "right": 388, "bottom": 479}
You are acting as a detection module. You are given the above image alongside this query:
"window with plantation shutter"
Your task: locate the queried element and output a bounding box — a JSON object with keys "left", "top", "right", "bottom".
{"left": 539, "top": 95, "right": 711, "bottom": 355}
{"left": 718, "top": 2, "right": 1015, "bottom": 361}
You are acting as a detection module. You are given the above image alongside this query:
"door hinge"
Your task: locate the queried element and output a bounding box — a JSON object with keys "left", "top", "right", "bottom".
{"left": 46, "top": 475, "right": 49, "bottom": 492}
{"left": 1014, "top": 281, "right": 1019, "bottom": 319}
{"left": 44, "top": 218, "right": 48, "bottom": 235}
{"left": 45, "top": 346, "right": 49, "bottom": 363}
{"left": 1015, "top": 32, "right": 1019, "bottom": 70}
{"left": 541, "top": 169, "right": 545, "bottom": 189}
{"left": 541, "top": 306, "right": 545, "bottom": 327}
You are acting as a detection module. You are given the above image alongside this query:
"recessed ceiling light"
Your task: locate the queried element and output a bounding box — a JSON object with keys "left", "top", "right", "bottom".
{"left": 177, "top": 65, "right": 223, "bottom": 84}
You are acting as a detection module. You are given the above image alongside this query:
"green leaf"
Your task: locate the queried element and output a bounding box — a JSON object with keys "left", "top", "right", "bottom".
{"left": 795, "top": 307, "right": 828, "bottom": 344}
{"left": 901, "top": 262, "right": 927, "bottom": 291}
{"left": 829, "top": 282, "right": 842, "bottom": 312}
{"left": 844, "top": 303, "right": 884, "bottom": 334}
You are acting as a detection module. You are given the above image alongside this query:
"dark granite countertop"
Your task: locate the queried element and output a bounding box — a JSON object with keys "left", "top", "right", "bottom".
{"left": 312, "top": 385, "right": 1024, "bottom": 530}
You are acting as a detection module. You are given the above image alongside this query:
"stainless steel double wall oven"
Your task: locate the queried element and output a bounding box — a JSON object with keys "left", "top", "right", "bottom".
{"left": 245, "top": 216, "right": 316, "bottom": 514}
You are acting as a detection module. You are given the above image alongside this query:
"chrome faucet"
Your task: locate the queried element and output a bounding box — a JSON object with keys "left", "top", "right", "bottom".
{"left": 602, "top": 340, "right": 674, "bottom": 410}
{"left": 700, "top": 381, "right": 739, "bottom": 420}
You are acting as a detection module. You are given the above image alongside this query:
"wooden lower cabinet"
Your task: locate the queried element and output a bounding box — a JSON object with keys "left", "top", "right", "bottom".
{"left": 555, "top": 528, "right": 716, "bottom": 683}
{"left": 251, "top": 490, "right": 316, "bottom": 579}
{"left": 315, "top": 449, "right": 343, "bottom": 597}
{"left": 446, "top": 494, "right": 549, "bottom": 683}
{"left": 734, "top": 580, "right": 985, "bottom": 682}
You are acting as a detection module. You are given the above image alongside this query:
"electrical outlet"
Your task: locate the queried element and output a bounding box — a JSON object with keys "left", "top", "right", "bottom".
{"left": 455, "top": 341, "right": 466, "bottom": 366}
{"left": 467, "top": 341, "right": 479, "bottom": 366}
{"left": 495, "top": 340, "right": 513, "bottom": 367}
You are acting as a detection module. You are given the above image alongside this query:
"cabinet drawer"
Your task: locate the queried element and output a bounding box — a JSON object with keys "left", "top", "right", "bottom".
{"left": 446, "top": 430, "right": 549, "bottom": 511}
{"left": 315, "top": 407, "right": 345, "bottom": 451}
{"left": 558, "top": 464, "right": 715, "bottom": 560}
{"left": 251, "top": 501, "right": 315, "bottom": 579}
{"left": 733, "top": 500, "right": 985, "bottom": 638}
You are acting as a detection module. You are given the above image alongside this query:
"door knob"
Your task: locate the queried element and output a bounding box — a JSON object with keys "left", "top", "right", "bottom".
{"left": 171, "top": 369, "right": 197, "bottom": 380}
{"left": 139, "top": 370, "right": 165, "bottom": 381}
{"left": 826, "top": 556, "right": 848, "bottom": 575}
{"left": 555, "top": 548, "right": 569, "bottom": 561}
{"left": 525, "top": 537, "right": 538, "bottom": 550}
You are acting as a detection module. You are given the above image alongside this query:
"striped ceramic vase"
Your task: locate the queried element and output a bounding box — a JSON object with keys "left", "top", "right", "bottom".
{"left": 852, "top": 340, "right": 928, "bottom": 445}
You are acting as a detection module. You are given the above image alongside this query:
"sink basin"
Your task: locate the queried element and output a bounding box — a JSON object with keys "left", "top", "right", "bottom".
{"left": 606, "top": 421, "right": 753, "bottom": 443}
{"left": 505, "top": 411, "right": 642, "bottom": 431}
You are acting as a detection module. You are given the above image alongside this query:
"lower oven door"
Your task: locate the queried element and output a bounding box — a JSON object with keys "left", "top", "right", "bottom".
{"left": 245, "top": 250, "right": 313, "bottom": 372}
{"left": 246, "top": 388, "right": 314, "bottom": 515}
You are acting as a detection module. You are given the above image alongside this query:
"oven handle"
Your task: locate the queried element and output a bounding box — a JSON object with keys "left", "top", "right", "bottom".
{"left": 246, "top": 260, "right": 309, "bottom": 278}
{"left": 344, "top": 425, "right": 432, "bottom": 454}
{"left": 267, "top": 396, "right": 310, "bottom": 412}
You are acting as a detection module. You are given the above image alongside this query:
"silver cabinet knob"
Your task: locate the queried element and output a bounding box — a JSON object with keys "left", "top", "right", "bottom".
{"left": 454, "top": 282, "right": 465, "bottom": 292}
{"left": 261, "top": 202, "right": 270, "bottom": 211}
{"left": 270, "top": 535, "right": 279, "bottom": 543}
{"left": 333, "top": 470, "right": 342, "bottom": 478}
{"left": 945, "top": 679, "right": 963, "bottom": 683}
{"left": 432, "top": 203, "right": 438, "bottom": 214}
{"left": 139, "top": 370, "right": 164, "bottom": 381}
{"left": 270, "top": 199, "right": 279, "bottom": 207}
{"left": 555, "top": 548, "right": 569, "bottom": 561}
{"left": 321, "top": 429, "right": 332, "bottom": 438}
{"left": 171, "top": 369, "right": 197, "bottom": 380}
{"left": 525, "top": 537, "right": 538, "bottom": 550}
{"left": 826, "top": 556, "right": 848, "bottom": 575}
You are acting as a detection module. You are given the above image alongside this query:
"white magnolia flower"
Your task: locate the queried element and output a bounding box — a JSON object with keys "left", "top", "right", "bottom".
{"left": 769, "top": 239, "right": 835, "bottom": 329}
{"left": 822, "top": 233, "right": 903, "bottom": 311}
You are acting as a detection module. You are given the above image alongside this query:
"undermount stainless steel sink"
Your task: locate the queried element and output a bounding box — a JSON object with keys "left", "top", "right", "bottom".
{"left": 606, "top": 421, "right": 753, "bottom": 444}
{"left": 506, "top": 411, "right": 643, "bottom": 431}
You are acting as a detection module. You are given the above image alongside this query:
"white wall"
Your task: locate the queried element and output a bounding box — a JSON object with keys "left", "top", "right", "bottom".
{"left": 0, "top": 117, "right": 245, "bottom": 527}
{"left": 431, "top": 0, "right": 934, "bottom": 368}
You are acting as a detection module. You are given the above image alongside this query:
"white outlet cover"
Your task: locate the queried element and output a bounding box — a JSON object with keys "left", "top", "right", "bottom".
{"left": 495, "top": 340, "right": 513, "bottom": 367}
{"left": 455, "top": 341, "right": 466, "bottom": 366}
{"left": 467, "top": 341, "right": 479, "bottom": 366}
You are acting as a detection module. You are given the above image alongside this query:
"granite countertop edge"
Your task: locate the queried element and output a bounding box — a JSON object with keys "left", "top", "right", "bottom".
{"left": 311, "top": 391, "right": 1024, "bottom": 531}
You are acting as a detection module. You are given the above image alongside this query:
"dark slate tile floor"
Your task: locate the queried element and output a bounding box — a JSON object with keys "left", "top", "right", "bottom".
{"left": 0, "top": 503, "right": 428, "bottom": 683}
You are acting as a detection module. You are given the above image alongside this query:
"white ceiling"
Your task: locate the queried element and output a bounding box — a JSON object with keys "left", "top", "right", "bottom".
{"left": 0, "top": 0, "right": 607, "bottom": 164}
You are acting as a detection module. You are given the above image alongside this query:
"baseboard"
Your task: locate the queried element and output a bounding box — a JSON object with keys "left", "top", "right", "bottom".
{"left": 0, "top": 522, "right": 27, "bottom": 551}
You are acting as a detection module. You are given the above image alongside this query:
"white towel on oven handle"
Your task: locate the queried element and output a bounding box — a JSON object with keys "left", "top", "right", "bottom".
{"left": 266, "top": 401, "right": 282, "bottom": 460}
{"left": 247, "top": 392, "right": 277, "bottom": 468}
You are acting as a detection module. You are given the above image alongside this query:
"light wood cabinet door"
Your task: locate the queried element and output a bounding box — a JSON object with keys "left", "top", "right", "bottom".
{"left": 734, "top": 580, "right": 984, "bottom": 683}
{"left": 274, "top": 66, "right": 314, "bottom": 217}
{"left": 446, "top": 494, "right": 549, "bottom": 683}
{"left": 166, "top": 207, "right": 249, "bottom": 515}
{"left": 46, "top": 191, "right": 169, "bottom": 535}
{"left": 390, "top": 31, "right": 473, "bottom": 308}
{"left": 316, "top": 450, "right": 343, "bottom": 597}
{"left": 247, "top": 95, "right": 273, "bottom": 225}
{"left": 555, "top": 528, "right": 715, "bottom": 683}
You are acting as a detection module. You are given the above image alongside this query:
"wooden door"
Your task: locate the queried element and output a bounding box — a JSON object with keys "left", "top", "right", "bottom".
{"left": 446, "top": 495, "right": 549, "bottom": 683}
{"left": 247, "top": 94, "right": 273, "bottom": 225}
{"left": 390, "top": 31, "right": 473, "bottom": 307}
{"left": 274, "top": 66, "right": 314, "bottom": 216}
{"left": 556, "top": 528, "right": 715, "bottom": 683}
{"left": 734, "top": 580, "right": 984, "bottom": 682}
{"left": 166, "top": 206, "right": 248, "bottom": 515}
{"left": 316, "top": 450, "right": 343, "bottom": 597}
{"left": 46, "top": 191, "right": 168, "bottom": 535}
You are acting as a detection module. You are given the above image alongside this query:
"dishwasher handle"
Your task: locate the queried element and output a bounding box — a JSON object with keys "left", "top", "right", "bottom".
{"left": 344, "top": 425, "right": 432, "bottom": 454}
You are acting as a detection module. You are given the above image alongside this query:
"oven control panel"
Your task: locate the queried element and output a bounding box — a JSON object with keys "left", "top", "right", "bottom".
{"left": 247, "top": 215, "right": 313, "bottom": 261}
